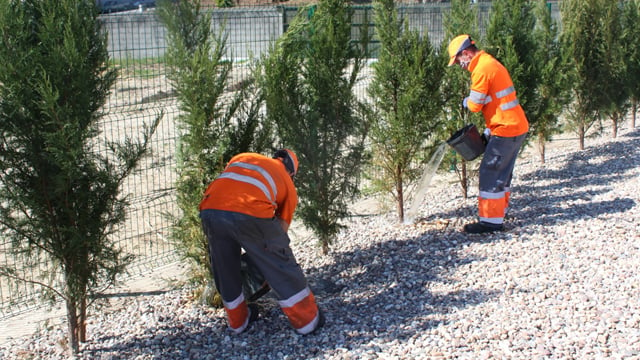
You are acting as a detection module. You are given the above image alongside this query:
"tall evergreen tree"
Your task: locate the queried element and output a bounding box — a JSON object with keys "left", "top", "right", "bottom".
{"left": 622, "top": 0, "right": 640, "bottom": 128}
{"left": 158, "top": 0, "right": 273, "bottom": 300}
{"left": 530, "top": 0, "right": 571, "bottom": 163}
{"left": 560, "top": 0, "right": 611, "bottom": 150}
{"left": 441, "top": 0, "right": 481, "bottom": 199}
{"left": 484, "top": 0, "right": 538, "bottom": 134}
{"left": 259, "top": 0, "right": 370, "bottom": 254}
{"left": 0, "top": 0, "right": 159, "bottom": 354}
{"left": 368, "top": 0, "right": 443, "bottom": 223}
{"left": 600, "top": 0, "right": 628, "bottom": 138}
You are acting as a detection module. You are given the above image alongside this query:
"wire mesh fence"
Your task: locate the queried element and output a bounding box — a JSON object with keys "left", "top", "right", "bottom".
{"left": 0, "top": 2, "right": 561, "bottom": 319}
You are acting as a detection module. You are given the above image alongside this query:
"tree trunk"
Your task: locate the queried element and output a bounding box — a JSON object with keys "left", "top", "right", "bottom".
{"left": 396, "top": 166, "right": 404, "bottom": 222}
{"left": 612, "top": 117, "right": 618, "bottom": 138}
{"left": 633, "top": 100, "right": 637, "bottom": 128}
{"left": 66, "top": 299, "right": 80, "bottom": 355}
{"left": 321, "top": 232, "right": 329, "bottom": 255}
{"left": 537, "top": 132, "right": 546, "bottom": 164}
{"left": 79, "top": 295, "right": 87, "bottom": 342}
{"left": 579, "top": 125, "right": 585, "bottom": 150}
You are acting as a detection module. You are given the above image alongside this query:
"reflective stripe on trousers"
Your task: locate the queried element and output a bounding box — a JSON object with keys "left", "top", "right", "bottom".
{"left": 478, "top": 133, "right": 527, "bottom": 224}
{"left": 478, "top": 190, "right": 507, "bottom": 224}
{"left": 224, "top": 293, "right": 250, "bottom": 333}
{"left": 278, "top": 287, "right": 320, "bottom": 334}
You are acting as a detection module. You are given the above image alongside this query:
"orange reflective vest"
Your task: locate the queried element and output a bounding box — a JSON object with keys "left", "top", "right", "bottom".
{"left": 199, "top": 153, "right": 298, "bottom": 225}
{"left": 466, "top": 51, "right": 529, "bottom": 137}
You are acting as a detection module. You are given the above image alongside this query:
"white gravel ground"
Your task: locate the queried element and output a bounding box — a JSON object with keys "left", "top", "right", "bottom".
{"left": 1, "top": 124, "right": 639, "bottom": 359}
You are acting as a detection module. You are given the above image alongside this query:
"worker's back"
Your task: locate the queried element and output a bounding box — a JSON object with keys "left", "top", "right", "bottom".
{"left": 199, "top": 152, "right": 298, "bottom": 224}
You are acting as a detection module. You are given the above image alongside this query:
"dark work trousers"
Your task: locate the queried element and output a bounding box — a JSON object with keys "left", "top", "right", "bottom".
{"left": 200, "top": 209, "right": 318, "bottom": 333}
{"left": 478, "top": 133, "right": 527, "bottom": 225}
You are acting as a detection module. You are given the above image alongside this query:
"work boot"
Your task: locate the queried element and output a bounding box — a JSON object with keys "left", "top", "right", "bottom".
{"left": 316, "top": 309, "right": 325, "bottom": 330}
{"left": 463, "top": 221, "right": 503, "bottom": 234}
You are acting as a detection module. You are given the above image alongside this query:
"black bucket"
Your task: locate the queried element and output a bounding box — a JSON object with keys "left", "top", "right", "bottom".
{"left": 446, "top": 124, "right": 486, "bottom": 161}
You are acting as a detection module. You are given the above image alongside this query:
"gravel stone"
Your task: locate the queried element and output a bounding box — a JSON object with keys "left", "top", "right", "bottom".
{"left": 1, "top": 126, "right": 639, "bottom": 360}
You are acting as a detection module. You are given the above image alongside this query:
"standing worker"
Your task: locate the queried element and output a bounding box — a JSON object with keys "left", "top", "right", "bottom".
{"left": 199, "top": 149, "right": 324, "bottom": 334}
{"left": 447, "top": 35, "right": 529, "bottom": 234}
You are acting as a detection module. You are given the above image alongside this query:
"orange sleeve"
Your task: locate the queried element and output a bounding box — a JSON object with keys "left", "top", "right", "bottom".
{"left": 275, "top": 176, "right": 297, "bottom": 225}
{"left": 467, "top": 52, "right": 529, "bottom": 137}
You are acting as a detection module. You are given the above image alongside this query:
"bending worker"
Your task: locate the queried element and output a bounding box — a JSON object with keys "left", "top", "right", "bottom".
{"left": 199, "top": 149, "right": 324, "bottom": 334}
{"left": 448, "top": 35, "right": 529, "bottom": 234}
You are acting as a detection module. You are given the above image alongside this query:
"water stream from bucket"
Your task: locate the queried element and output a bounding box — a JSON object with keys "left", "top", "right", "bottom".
{"left": 404, "top": 142, "right": 448, "bottom": 224}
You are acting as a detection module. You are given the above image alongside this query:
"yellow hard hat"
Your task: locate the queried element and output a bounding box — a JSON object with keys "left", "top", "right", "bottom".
{"left": 447, "top": 35, "right": 475, "bottom": 66}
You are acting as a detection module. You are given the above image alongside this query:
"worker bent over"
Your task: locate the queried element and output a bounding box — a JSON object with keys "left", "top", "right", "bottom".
{"left": 199, "top": 149, "right": 324, "bottom": 334}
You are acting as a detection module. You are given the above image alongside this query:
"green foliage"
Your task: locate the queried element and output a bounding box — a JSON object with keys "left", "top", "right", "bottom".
{"left": 440, "top": 0, "right": 482, "bottom": 198}
{"left": 485, "top": 0, "right": 537, "bottom": 132}
{"left": 622, "top": 0, "right": 640, "bottom": 127}
{"left": 529, "top": 0, "right": 571, "bottom": 162}
{"left": 560, "top": 0, "right": 613, "bottom": 149}
{"left": 600, "top": 0, "right": 631, "bottom": 138}
{"left": 216, "top": 0, "right": 235, "bottom": 7}
{"left": 367, "top": 0, "right": 444, "bottom": 222}
{"left": 0, "top": 0, "right": 159, "bottom": 354}
{"left": 259, "top": 0, "right": 370, "bottom": 254}
{"left": 157, "top": 0, "right": 273, "bottom": 292}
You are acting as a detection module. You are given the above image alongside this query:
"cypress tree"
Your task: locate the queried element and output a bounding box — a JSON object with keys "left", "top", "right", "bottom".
{"left": 440, "top": 0, "right": 482, "bottom": 199}
{"left": 560, "top": 0, "right": 611, "bottom": 150}
{"left": 601, "top": 0, "right": 630, "bottom": 138}
{"left": 158, "top": 0, "right": 273, "bottom": 301}
{"left": 0, "top": 0, "right": 159, "bottom": 354}
{"left": 530, "top": 0, "right": 571, "bottom": 163}
{"left": 259, "top": 0, "right": 370, "bottom": 254}
{"left": 368, "top": 0, "right": 444, "bottom": 223}
{"left": 622, "top": 0, "right": 640, "bottom": 128}
{"left": 484, "top": 0, "right": 538, "bottom": 138}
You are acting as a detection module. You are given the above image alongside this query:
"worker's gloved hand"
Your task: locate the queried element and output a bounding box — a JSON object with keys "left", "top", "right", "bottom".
{"left": 462, "top": 97, "right": 469, "bottom": 109}
{"left": 481, "top": 128, "right": 491, "bottom": 146}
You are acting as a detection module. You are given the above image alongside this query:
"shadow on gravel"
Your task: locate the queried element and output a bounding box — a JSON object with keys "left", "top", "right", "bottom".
{"left": 300, "top": 235, "right": 500, "bottom": 348}
{"left": 80, "top": 129, "right": 639, "bottom": 358}
{"left": 513, "top": 128, "right": 639, "bottom": 227}
{"left": 80, "top": 229, "right": 498, "bottom": 359}
{"left": 419, "top": 128, "right": 639, "bottom": 230}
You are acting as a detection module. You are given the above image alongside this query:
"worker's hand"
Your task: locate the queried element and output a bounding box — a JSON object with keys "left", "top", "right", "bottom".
{"left": 462, "top": 97, "right": 469, "bottom": 109}
{"left": 481, "top": 128, "right": 491, "bottom": 145}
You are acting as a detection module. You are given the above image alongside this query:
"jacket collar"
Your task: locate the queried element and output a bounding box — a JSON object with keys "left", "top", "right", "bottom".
{"left": 467, "top": 50, "right": 485, "bottom": 72}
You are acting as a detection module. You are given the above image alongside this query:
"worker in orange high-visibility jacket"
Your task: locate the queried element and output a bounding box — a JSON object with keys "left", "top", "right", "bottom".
{"left": 199, "top": 149, "right": 324, "bottom": 334}
{"left": 448, "top": 34, "right": 529, "bottom": 234}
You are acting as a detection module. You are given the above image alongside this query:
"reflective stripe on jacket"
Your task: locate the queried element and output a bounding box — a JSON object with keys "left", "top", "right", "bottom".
{"left": 466, "top": 51, "right": 529, "bottom": 137}
{"left": 199, "top": 153, "right": 298, "bottom": 225}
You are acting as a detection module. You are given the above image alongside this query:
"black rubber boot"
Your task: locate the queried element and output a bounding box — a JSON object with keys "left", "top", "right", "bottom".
{"left": 463, "top": 222, "right": 503, "bottom": 234}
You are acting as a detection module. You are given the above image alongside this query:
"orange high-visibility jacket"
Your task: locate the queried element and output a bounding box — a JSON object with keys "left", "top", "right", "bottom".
{"left": 466, "top": 51, "right": 529, "bottom": 137}
{"left": 199, "top": 153, "right": 298, "bottom": 225}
